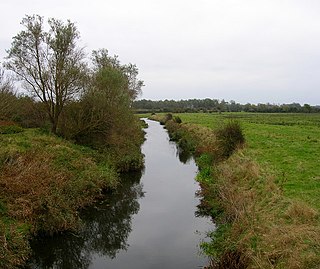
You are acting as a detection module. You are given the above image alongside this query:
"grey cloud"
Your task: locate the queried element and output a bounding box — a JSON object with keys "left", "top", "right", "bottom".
{"left": 1, "top": 0, "right": 320, "bottom": 104}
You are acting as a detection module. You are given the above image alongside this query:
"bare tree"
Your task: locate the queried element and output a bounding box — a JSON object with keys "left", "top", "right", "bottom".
{"left": 5, "top": 15, "right": 86, "bottom": 133}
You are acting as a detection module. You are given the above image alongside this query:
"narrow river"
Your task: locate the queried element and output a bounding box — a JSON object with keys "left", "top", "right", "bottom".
{"left": 27, "top": 119, "right": 212, "bottom": 269}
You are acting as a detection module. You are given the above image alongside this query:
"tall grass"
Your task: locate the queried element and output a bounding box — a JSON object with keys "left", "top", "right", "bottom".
{"left": 175, "top": 112, "right": 320, "bottom": 211}
{"left": 0, "top": 128, "right": 119, "bottom": 268}
{"left": 199, "top": 151, "right": 320, "bottom": 268}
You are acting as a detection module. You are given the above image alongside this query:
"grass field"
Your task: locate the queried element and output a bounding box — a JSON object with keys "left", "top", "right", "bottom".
{"left": 170, "top": 112, "right": 320, "bottom": 211}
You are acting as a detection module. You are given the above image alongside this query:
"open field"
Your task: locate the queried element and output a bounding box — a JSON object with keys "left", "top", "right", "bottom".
{"left": 174, "top": 112, "right": 320, "bottom": 211}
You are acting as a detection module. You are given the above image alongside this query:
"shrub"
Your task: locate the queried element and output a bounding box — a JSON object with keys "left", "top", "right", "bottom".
{"left": 173, "top": 116, "right": 182, "bottom": 124}
{"left": 216, "top": 121, "right": 245, "bottom": 158}
{"left": 160, "top": 113, "right": 173, "bottom": 125}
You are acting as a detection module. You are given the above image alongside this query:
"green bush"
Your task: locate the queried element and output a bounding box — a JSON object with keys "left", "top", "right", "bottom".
{"left": 173, "top": 116, "right": 182, "bottom": 124}
{"left": 160, "top": 113, "right": 173, "bottom": 125}
{"left": 216, "top": 121, "right": 245, "bottom": 158}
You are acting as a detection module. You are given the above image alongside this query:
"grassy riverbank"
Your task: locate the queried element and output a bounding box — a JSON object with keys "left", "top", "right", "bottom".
{"left": 0, "top": 125, "right": 143, "bottom": 268}
{"left": 175, "top": 112, "right": 320, "bottom": 211}
{"left": 149, "top": 113, "right": 320, "bottom": 268}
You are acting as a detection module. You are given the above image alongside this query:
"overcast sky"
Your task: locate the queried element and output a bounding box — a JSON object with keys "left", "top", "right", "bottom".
{"left": 1, "top": 0, "right": 320, "bottom": 105}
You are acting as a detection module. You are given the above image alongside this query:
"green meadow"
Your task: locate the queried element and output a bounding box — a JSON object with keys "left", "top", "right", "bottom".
{"left": 173, "top": 112, "right": 320, "bottom": 211}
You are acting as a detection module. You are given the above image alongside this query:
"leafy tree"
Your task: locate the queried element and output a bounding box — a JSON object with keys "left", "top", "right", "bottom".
{"left": 303, "top": 104, "right": 312, "bottom": 113}
{"left": 5, "top": 15, "right": 86, "bottom": 134}
{"left": 60, "top": 50, "right": 143, "bottom": 149}
{"left": 92, "top": 49, "right": 143, "bottom": 100}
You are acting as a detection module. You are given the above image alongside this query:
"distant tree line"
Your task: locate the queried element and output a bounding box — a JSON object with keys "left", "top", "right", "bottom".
{"left": 133, "top": 99, "right": 319, "bottom": 113}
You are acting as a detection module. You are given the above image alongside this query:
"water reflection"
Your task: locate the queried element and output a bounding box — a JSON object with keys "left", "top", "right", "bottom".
{"left": 176, "top": 144, "right": 193, "bottom": 164}
{"left": 27, "top": 171, "right": 144, "bottom": 269}
{"left": 27, "top": 120, "right": 212, "bottom": 269}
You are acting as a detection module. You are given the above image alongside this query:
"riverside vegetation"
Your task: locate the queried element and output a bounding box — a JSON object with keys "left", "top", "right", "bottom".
{"left": 149, "top": 113, "right": 320, "bottom": 269}
{"left": 0, "top": 15, "right": 144, "bottom": 268}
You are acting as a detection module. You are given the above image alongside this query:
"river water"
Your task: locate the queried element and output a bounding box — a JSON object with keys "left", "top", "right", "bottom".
{"left": 27, "top": 119, "right": 212, "bottom": 269}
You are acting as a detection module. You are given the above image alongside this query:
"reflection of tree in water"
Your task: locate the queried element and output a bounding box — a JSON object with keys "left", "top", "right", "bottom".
{"left": 27, "top": 171, "right": 144, "bottom": 269}
{"left": 172, "top": 142, "right": 193, "bottom": 164}
{"left": 195, "top": 187, "right": 220, "bottom": 223}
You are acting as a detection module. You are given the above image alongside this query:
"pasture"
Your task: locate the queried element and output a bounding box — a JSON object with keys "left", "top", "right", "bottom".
{"left": 173, "top": 112, "right": 320, "bottom": 210}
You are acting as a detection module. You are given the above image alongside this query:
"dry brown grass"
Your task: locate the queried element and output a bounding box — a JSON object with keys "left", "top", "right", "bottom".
{"left": 0, "top": 129, "right": 119, "bottom": 267}
{"left": 208, "top": 152, "right": 320, "bottom": 268}
{"left": 0, "top": 223, "right": 30, "bottom": 269}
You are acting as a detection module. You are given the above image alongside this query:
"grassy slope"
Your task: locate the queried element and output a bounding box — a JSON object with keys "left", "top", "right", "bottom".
{"left": 148, "top": 113, "right": 320, "bottom": 268}
{"left": 175, "top": 112, "right": 320, "bottom": 211}
{"left": 0, "top": 128, "right": 119, "bottom": 268}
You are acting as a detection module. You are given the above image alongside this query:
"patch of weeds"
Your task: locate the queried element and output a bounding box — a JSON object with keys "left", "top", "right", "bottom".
{"left": 173, "top": 116, "right": 182, "bottom": 123}
{"left": 196, "top": 166, "right": 213, "bottom": 183}
{"left": 16, "top": 223, "right": 32, "bottom": 234}
{"left": 196, "top": 153, "right": 214, "bottom": 169}
{"left": 0, "top": 200, "right": 7, "bottom": 214}
{"left": 215, "top": 120, "right": 245, "bottom": 158}
{"left": 160, "top": 113, "right": 173, "bottom": 125}
{"left": 16, "top": 140, "right": 31, "bottom": 150}
{"left": 0, "top": 125, "right": 24, "bottom": 134}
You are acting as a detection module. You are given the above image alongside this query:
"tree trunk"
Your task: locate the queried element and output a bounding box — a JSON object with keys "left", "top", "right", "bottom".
{"left": 51, "top": 120, "right": 58, "bottom": 134}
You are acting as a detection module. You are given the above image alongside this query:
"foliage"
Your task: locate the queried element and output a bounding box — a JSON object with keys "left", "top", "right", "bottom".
{"left": 176, "top": 112, "right": 320, "bottom": 210}
{"left": 59, "top": 51, "right": 144, "bottom": 171}
{"left": 0, "top": 222, "right": 30, "bottom": 269}
{"left": 173, "top": 116, "right": 182, "bottom": 123}
{"left": 92, "top": 49, "right": 144, "bottom": 100}
{"left": 159, "top": 113, "right": 173, "bottom": 125}
{"left": 0, "top": 68, "right": 17, "bottom": 120}
{"left": 134, "top": 98, "right": 320, "bottom": 113}
{"left": 199, "top": 151, "right": 320, "bottom": 268}
{"left": 4, "top": 15, "right": 145, "bottom": 150}
{"left": 1, "top": 14, "right": 145, "bottom": 268}
{"left": 5, "top": 15, "right": 87, "bottom": 134}
{"left": 0, "top": 128, "right": 119, "bottom": 266}
{"left": 60, "top": 65, "right": 131, "bottom": 145}
{"left": 0, "top": 124, "right": 24, "bottom": 134}
{"left": 215, "top": 120, "right": 245, "bottom": 158}
{"left": 0, "top": 79, "right": 47, "bottom": 128}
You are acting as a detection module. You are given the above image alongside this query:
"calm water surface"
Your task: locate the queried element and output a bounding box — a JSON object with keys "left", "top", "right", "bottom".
{"left": 28, "top": 119, "right": 212, "bottom": 269}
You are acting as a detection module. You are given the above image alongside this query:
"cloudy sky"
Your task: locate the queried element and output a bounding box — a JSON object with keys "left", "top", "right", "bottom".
{"left": 1, "top": 0, "right": 320, "bottom": 105}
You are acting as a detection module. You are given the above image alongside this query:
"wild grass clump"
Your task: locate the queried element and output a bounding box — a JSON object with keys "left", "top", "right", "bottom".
{"left": 165, "top": 120, "right": 196, "bottom": 151}
{"left": 199, "top": 151, "right": 320, "bottom": 268}
{"left": 0, "top": 125, "right": 24, "bottom": 134}
{"left": 176, "top": 112, "right": 320, "bottom": 211}
{"left": 140, "top": 119, "right": 148, "bottom": 129}
{"left": 0, "top": 222, "right": 30, "bottom": 269}
{"left": 164, "top": 117, "right": 244, "bottom": 162}
{"left": 173, "top": 116, "right": 182, "bottom": 123}
{"left": 150, "top": 113, "right": 173, "bottom": 125}
{"left": 215, "top": 120, "right": 245, "bottom": 158}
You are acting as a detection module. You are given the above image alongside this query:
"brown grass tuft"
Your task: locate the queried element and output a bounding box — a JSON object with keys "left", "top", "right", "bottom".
{"left": 205, "top": 151, "right": 320, "bottom": 269}
{"left": 0, "top": 130, "right": 119, "bottom": 266}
